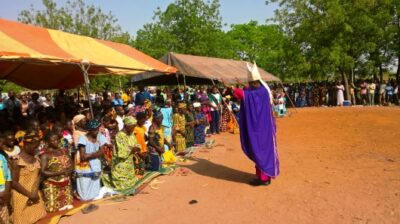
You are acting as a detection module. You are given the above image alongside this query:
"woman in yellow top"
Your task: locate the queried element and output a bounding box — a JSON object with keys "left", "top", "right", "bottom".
{"left": 173, "top": 102, "right": 187, "bottom": 154}
{"left": 148, "top": 112, "right": 174, "bottom": 171}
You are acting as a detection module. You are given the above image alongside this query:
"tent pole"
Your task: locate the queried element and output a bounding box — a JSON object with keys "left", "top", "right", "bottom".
{"left": 80, "top": 62, "right": 94, "bottom": 119}
{"left": 77, "top": 87, "right": 80, "bottom": 104}
{"left": 176, "top": 73, "right": 180, "bottom": 89}
{"left": 183, "top": 74, "right": 187, "bottom": 90}
{"left": 279, "top": 81, "right": 297, "bottom": 113}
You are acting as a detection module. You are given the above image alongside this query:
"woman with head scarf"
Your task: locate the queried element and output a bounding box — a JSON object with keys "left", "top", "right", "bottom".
{"left": 173, "top": 102, "right": 187, "bottom": 154}
{"left": 148, "top": 112, "right": 174, "bottom": 171}
{"left": 220, "top": 95, "right": 232, "bottom": 132}
{"left": 109, "top": 116, "right": 140, "bottom": 192}
{"left": 72, "top": 114, "right": 87, "bottom": 148}
{"left": 10, "top": 131, "right": 47, "bottom": 224}
{"left": 193, "top": 102, "right": 207, "bottom": 145}
{"left": 75, "top": 120, "right": 109, "bottom": 201}
{"left": 185, "top": 103, "right": 195, "bottom": 148}
{"left": 40, "top": 132, "right": 74, "bottom": 212}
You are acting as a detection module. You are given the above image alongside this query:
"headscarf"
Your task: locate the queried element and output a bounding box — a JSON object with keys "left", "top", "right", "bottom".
{"left": 23, "top": 130, "right": 40, "bottom": 144}
{"left": 72, "top": 114, "right": 85, "bottom": 126}
{"left": 193, "top": 102, "right": 201, "bottom": 108}
{"left": 72, "top": 114, "right": 86, "bottom": 133}
{"left": 123, "top": 116, "right": 137, "bottom": 126}
{"left": 86, "top": 119, "right": 101, "bottom": 131}
{"left": 178, "top": 102, "right": 187, "bottom": 109}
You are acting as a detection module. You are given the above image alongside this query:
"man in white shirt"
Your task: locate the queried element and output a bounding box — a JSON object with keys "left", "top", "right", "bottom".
{"left": 115, "top": 105, "right": 125, "bottom": 131}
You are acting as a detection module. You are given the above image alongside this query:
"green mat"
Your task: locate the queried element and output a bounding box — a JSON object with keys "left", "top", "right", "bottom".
{"left": 119, "top": 165, "right": 176, "bottom": 195}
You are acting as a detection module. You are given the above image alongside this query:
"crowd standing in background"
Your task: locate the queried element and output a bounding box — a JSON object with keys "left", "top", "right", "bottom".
{"left": 277, "top": 79, "right": 400, "bottom": 108}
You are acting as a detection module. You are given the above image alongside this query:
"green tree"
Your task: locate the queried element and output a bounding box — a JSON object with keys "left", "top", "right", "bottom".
{"left": 269, "top": 0, "right": 399, "bottom": 99}
{"left": 134, "top": 0, "right": 232, "bottom": 59}
{"left": 226, "top": 21, "right": 293, "bottom": 80}
{"left": 18, "top": 0, "right": 133, "bottom": 91}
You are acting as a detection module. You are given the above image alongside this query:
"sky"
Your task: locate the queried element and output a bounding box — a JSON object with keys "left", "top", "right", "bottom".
{"left": 0, "top": 0, "right": 279, "bottom": 36}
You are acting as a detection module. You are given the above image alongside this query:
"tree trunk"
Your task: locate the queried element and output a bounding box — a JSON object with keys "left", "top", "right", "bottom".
{"left": 341, "top": 71, "right": 351, "bottom": 101}
{"left": 379, "top": 63, "right": 384, "bottom": 83}
{"left": 397, "top": 54, "right": 400, "bottom": 83}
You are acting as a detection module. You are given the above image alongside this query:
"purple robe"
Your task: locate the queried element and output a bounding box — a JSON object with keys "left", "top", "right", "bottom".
{"left": 239, "top": 86, "right": 280, "bottom": 177}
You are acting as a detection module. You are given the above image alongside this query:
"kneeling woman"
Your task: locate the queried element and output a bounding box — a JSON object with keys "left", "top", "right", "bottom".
{"left": 40, "top": 132, "right": 74, "bottom": 212}
{"left": 112, "top": 116, "right": 140, "bottom": 192}
{"left": 75, "top": 120, "right": 109, "bottom": 201}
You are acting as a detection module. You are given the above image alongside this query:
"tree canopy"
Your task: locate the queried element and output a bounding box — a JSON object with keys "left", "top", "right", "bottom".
{"left": 134, "top": 0, "right": 230, "bottom": 59}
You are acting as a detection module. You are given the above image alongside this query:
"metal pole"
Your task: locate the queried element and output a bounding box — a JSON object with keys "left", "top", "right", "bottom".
{"left": 279, "top": 81, "right": 298, "bottom": 114}
{"left": 80, "top": 62, "right": 94, "bottom": 119}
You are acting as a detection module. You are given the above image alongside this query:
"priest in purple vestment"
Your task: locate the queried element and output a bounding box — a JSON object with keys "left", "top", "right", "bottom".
{"left": 238, "top": 63, "right": 280, "bottom": 186}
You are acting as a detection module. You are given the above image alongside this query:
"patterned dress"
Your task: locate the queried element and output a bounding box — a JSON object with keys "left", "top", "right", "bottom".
{"left": 42, "top": 152, "right": 73, "bottom": 212}
{"left": 111, "top": 131, "right": 138, "bottom": 191}
{"left": 220, "top": 104, "right": 230, "bottom": 132}
{"left": 173, "top": 113, "right": 186, "bottom": 153}
{"left": 185, "top": 112, "right": 195, "bottom": 148}
{"left": 11, "top": 156, "right": 47, "bottom": 224}
{"left": 194, "top": 112, "right": 206, "bottom": 145}
{"left": 147, "top": 126, "right": 165, "bottom": 170}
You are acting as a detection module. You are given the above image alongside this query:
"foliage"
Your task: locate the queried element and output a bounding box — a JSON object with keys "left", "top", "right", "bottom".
{"left": 0, "top": 81, "right": 25, "bottom": 93}
{"left": 89, "top": 75, "right": 130, "bottom": 93}
{"left": 11, "top": 0, "right": 399, "bottom": 89}
{"left": 268, "top": 0, "right": 400, "bottom": 97}
{"left": 134, "top": 0, "right": 232, "bottom": 59}
{"left": 226, "top": 21, "right": 289, "bottom": 80}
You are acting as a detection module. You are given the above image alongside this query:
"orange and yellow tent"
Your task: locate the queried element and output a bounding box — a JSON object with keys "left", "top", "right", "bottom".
{"left": 0, "top": 19, "right": 176, "bottom": 90}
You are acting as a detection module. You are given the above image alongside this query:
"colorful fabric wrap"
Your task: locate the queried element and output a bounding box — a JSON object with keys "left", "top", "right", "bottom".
{"left": 123, "top": 116, "right": 137, "bottom": 126}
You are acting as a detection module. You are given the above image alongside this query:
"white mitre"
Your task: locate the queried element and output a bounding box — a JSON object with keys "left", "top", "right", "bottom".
{"left": 246, "top": 62, "right": 262, "bottom": 82}
{"left": 246, "top": 62, "right": 274, "bottom": 105}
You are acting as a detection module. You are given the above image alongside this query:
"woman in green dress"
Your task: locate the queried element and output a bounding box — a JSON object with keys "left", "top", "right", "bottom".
{"left": 110, "top": 116, "right": 141, "bottom": 192}
{"left": 185, "top": 103, "right": 195, "bottom": 148}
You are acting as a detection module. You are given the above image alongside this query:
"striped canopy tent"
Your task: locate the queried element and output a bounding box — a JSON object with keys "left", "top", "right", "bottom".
{"left": 0, "top": 18, "right": 177, "bottom": 90}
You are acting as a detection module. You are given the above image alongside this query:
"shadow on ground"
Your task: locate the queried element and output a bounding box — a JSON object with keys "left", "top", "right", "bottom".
{"left": 181, "top": 158, "right": 254, "bottom": 184}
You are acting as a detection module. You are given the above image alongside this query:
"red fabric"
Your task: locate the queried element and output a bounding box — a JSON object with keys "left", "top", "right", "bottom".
{"left": 255, "top": 166, "right": 270, "bottom": 182}
{"left": 233, "top": 88, "right": 245, "bottom": 101}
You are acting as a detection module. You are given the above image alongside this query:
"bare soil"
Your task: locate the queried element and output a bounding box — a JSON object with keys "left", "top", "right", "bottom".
{"left": 60, "top": 107, "right": 400, "bottom": 224}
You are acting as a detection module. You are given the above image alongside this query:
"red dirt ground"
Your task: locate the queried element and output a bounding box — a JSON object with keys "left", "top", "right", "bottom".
{"left": 59, "top": 107, "right": 400, "bottom": 224}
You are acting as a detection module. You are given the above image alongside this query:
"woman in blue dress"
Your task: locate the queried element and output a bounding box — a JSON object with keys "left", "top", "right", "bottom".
{"left": 75, "top": 120, "right": 110, "bottom": 201}
{"left": 193, "top": 102, "right": 206, "bottom": 145}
